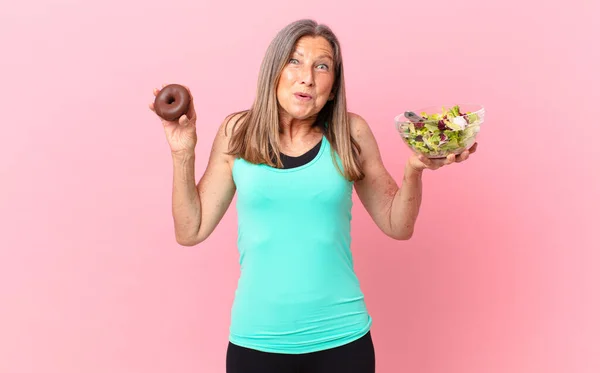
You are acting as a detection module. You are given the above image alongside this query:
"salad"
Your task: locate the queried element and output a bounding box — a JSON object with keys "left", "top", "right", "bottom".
{"left": 402, "top": 105, "right": 480, "bottom": 157}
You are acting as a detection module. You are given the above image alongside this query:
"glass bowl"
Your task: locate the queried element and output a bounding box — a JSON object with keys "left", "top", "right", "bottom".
{"left": 394, "top": 104, "right": 485, "bottom": 159}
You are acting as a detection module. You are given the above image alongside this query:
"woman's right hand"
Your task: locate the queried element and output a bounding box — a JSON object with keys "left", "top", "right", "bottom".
{"left": 149, "top": 84, "right": 198, "bottom": 155}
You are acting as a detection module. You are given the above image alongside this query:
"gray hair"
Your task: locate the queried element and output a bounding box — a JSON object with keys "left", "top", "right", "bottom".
{"left": 228, "top": 19, "right": 364, "bottom": 180}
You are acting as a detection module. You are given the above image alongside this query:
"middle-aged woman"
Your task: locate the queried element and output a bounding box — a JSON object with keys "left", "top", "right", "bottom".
{"left": 150, "top": 18, "right": 477, "bottom": 373}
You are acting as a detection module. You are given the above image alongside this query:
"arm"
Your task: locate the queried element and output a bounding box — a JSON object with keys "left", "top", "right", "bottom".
{"left": 171, "top": 114, "right": 238, "bottom": 246}
{"left": 352, "top": 113, "right": 423, "bottom": 240}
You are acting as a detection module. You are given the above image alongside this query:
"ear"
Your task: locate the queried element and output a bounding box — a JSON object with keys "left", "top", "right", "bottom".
{"left": 328, "top": 91, "right": 335, "bottom": 101}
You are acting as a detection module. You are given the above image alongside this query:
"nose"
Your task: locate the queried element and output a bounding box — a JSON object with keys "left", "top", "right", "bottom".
{"left": 299, "top": 65, "right": 314, "bottom": 86}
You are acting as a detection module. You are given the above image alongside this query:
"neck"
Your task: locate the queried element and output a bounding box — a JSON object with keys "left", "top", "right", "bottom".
{"left": 278, "top": 113, "right": 320, "bottom": 141}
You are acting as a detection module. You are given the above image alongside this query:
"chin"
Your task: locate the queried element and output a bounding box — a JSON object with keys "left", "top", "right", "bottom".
{"left": 279, "top": 106, "right": 314, "bottom": 121}
{"left": 292, "top": 112, "right": 319, "bottom": 121}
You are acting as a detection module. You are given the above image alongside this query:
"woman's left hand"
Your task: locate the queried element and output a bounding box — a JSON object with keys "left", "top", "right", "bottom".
{"left": 408, "top": 142, "right": 478, "bottom": 172}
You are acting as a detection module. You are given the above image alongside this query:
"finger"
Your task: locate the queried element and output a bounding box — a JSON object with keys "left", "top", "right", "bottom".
{"left": 436, "top": 158, "right": 448, "bottom": 168}
{"left": 149, "top": 102, "right": 155, "bottom": 112}
{"left": 445, "top": 153, "right": 456, "bottom": 165}
{"left": 421, "top": 155, "right": 446, "bottom": 170}
{"left": 428, "top": 161, "right": 443, "bottom": 170}
{"left": 417, "top": 154, "right": 432, "bottom": 168}
{"left": 179, "top": 114, "right": 193, "bottom": 126}
{"left": 456, "top": 150, "right": 469, "bottom": 163}
{"left": 174, "top": 86, "right": 195, "bottom": 120}
{"left": 186, "top": 96, "right": 196, "bottom": 117}
{"left": 153, "top": 87, "right": 160, "bottom": 96}
{"left": 469, "top": 142, "right": 478, "bottom": 153}
{"left": 179, "top": 115, "right": 187, "bottom": 126}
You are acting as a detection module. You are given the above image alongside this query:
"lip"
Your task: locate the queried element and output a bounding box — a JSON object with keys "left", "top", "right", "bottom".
{"left": 294, "top": 92, "right": 313, "bottom": 100}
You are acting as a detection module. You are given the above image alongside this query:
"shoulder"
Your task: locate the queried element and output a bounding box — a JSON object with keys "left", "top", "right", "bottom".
{"left": 209, "top": 111, "right": 248, "bottom": 164}
{"left": 220, "top": 110, "right": 248, "bottom": 139}
{"left": 347, "top": 112, "right": 378, "bottom": 154}
{"left": 212, "top": 110, "right": 248, "bottom": 151}
{"left": 348, "top": 112, "right": 375, "bottom": 140}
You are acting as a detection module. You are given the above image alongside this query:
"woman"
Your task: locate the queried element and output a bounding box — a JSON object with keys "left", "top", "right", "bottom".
{"left": 150, "top": 19, "right": 476, "bottom": 373}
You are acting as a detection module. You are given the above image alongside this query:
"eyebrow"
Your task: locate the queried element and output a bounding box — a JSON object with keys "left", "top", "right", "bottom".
{"left": 293, "top": 51, "right": 333, "bottom": 61}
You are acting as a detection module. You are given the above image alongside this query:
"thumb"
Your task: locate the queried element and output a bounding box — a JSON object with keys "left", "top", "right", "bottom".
{"left": 179, "top": 114, "right": 191, "bottom": 126}
{"left": 417, "top": 154, "right": 430, "bottom": 166}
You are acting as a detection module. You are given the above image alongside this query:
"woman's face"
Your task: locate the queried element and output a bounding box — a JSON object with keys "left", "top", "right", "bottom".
{"left": 276, "top": 36, "right": 335, "bottom": 123}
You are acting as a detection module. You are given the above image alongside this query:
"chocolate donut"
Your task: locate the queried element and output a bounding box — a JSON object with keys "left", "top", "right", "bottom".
{"left": 154, "top": 84, "right": 191, "bottom": 121}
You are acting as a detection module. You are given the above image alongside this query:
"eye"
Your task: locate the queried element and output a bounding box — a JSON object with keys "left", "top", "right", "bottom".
{"left": 289, "top": 58, "right": 299, "bottom": 64}
{"left": 317, "top": 63, "right": 329, "bottom": 70}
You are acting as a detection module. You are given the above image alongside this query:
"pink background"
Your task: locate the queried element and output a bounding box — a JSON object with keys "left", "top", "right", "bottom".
{"left": 1, "top": 0, "right": 599, "bottom": 372}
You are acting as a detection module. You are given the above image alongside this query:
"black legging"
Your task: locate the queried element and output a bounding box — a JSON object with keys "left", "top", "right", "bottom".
{"left": 226, "top": 331, "right": 376, "bottom": 373}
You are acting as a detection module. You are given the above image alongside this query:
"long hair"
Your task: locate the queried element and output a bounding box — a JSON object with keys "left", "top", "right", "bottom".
{"left": 226, "top": 19, "right": 364, "bottom": 181}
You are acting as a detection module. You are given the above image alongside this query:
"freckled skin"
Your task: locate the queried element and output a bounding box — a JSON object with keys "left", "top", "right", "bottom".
{"left": 383, "top": 180, "right": 397, "bottom": 198}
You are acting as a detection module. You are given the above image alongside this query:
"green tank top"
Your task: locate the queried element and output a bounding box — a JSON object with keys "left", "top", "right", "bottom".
{"left": 229, "top": 134, "right": 372, "bottom": 354}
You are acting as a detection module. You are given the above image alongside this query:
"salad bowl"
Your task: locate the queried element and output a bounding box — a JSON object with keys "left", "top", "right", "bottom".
{"left": 394, "top": 104, "right": 485, "bottom": 159}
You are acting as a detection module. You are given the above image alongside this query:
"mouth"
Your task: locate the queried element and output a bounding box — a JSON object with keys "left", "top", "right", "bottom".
{"left": 294, "top": 92, "right": 313, "bottom": 100}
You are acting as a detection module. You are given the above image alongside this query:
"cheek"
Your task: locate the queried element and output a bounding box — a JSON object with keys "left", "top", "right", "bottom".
{"left": 280, "top": 70, "right": 295, "bottom": 86}
{"left": 276, "top": 71, "right": 294, "bottom": 97}
{"left": 317, "top": 78, "right": 334, "bottom": 97}
{"left": 276, "top": 76, "right": 285, "bottom": 93}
